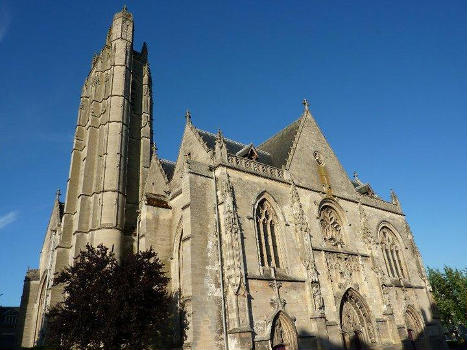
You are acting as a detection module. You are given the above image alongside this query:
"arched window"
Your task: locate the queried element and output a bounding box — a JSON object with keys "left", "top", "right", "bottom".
{"left": 319, "top": 205, "right": 344, "bottom": 247}
{"left": 256, "top": 198, "right": 281, "bottom": 268}
{"left": 380, "top": 226, "right": 406, "bottom": 279}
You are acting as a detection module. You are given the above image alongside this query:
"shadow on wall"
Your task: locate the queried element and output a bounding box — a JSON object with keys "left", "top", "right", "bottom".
{"left": 288, "top": 326, "right": 446, "bottom": 350}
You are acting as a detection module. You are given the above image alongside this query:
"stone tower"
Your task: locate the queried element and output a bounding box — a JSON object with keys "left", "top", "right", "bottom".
{"left": 59, "top": 7, "right": 152, "bottom": 263}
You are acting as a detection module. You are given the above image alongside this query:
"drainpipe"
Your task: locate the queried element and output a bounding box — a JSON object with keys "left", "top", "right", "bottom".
{"left": 212, "top": 166, "right": 229, "bottom": 350}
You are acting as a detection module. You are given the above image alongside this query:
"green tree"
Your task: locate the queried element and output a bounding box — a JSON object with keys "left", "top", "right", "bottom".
{"left": 45, "top": 244, "right": 185, "bottom": 350}
{"left": 427, "top": 266, "right": 467, "bottom": 338}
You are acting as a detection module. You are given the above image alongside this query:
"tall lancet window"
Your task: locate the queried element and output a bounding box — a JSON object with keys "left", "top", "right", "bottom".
{"left": 380, "top": 226, "right": 406, "bottom": 279}
{"left": 256, "top": 198, "right": 281, "bottom": 268}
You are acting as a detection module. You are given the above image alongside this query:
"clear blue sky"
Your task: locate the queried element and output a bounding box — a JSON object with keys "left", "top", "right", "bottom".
{"left": 0, "top": 1, "right": 465, "bottom": 306}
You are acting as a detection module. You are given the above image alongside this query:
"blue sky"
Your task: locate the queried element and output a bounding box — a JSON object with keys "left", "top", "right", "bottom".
{"left": 0, "top": 1, "right": 465, "bottom": 306}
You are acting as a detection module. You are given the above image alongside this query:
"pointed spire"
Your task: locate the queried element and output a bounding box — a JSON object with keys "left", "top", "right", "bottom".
{"left": 141, "top": 42, "right": 148, "bottom": 58}
{"left": 185, "top": 109, "right": 191, "bottom": 122}
{"left": 122, "top": 4, "right": 128, "bottom": 12}
{"left": 390, "top": 189, "right": 400, "bottom": 207}
{"left": 215, "top": 128, "right": 228, "bottom": 162}
{"left": 302, "top": 98, "right": 310, "bottom": 113}
{"left": 216, "top": 128, "right": 224, "bottom": 142}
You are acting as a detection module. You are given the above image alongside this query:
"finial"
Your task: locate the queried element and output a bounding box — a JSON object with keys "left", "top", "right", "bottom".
{"left": 151, "top": 142, "right": 157, "bottom": 156}
{"left": 353, "top": 171, "right": 359, "bottom": 180}
{"left": 56, "top": 188, "right": 61, "bottom": 201}
{"left": 302, "top": 98, "right": 310, "bottom": 112}
{"left": 122, "top": 4, "right": 128, "bottom": 11}
{"left": 216, "top": 128, "right": 224, "bottom": 140}
{"left": 390, "top": 189, "right": 400, "bottom": 206}
{"left": 185, "top": 109, "right": 191, "bottom": 121}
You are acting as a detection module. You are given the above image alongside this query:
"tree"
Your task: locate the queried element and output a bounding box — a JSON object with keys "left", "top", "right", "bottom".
{"left": 45, "top": 244, "right": 184, "bottom": 350}
{"left": 427, "top": 266, "right": 467, "bottom": 340}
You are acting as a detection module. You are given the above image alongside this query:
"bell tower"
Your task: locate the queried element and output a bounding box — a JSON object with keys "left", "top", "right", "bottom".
{"left": 57, "top": 7, "right": 152, "bottom": 267}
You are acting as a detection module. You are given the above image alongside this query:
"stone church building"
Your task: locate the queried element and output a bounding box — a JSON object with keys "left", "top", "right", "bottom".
{"left": 18, "top": 8, "right": 446, "bottom": 350}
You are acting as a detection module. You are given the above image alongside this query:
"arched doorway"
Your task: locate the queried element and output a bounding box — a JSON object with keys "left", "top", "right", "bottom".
{"left": 404, "top": 306, "right": 424, "bottom": 350}
{"left": 270, "top": 311, "right": 298, "bottom": 350}
{"left": 340, "top": 288, "right": 376, "bottom": 350}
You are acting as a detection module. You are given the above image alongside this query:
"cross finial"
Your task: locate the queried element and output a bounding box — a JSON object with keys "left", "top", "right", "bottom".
{"left": 302, "top": 98, "right": 310, "bottom": 112}
{"left": 185, "top": 109, "right": 191, "bottom": 121}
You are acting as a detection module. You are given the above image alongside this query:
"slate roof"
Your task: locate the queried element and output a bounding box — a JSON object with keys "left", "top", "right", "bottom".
{"left": 257, "top": 117, "right": 302, "bottom": 168}
{"left": 196, "top": 129, "right": 274, "bottom": 165}
{"left": 160, "top": 159, "right": 175, "bottom": 181}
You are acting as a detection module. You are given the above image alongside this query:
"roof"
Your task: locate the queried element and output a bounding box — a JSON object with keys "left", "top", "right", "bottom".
{"left": 257, "top": 117, "right": 302, "bottom": 168}
{"left": 160, "top": 159, "right": 175, "bottom": 181}
{"left": 196, "top": 129, "right": 274, "bottom": 165}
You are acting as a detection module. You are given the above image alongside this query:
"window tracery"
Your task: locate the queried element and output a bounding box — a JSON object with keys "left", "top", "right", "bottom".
{"left": 380, "top": 226, "right": 406, "bottom": 279}
{"left": 319, "top": 205, "right": 344, "bottom": 247}
{"left": 256, "top": 198, "right": 281, "bottom": 269}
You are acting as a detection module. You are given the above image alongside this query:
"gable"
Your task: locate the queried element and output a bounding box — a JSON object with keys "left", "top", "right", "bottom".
{"left": 286, "top": 113, "right": 356, "bottom": 198}
{"left": 170, "top": 120, "right": 213, "bottom": 189}
{"left": 144, "top": 154, "right": 170, "bottom": 197}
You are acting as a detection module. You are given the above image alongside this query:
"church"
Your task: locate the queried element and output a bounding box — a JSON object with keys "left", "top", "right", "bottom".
{"left": 17, "top": 8, "right": 446, "bottom": 350}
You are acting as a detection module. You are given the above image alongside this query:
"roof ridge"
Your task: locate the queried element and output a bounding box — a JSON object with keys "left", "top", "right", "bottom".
{"left": 258, "top": 116, "right": 302, "bottom": 148}
{"left": 160, "top": 158, "right": 176, "bottom": 165}
{"left": 197, "top": 128, "right": 271, "bottom": 156}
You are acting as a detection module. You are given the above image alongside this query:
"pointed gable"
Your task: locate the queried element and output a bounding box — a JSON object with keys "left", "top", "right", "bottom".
{"left": 170, "top": 114, "right": 213, "bottom": 188}
{"left": 144, "top": 151, "right": 170, "bottom": 196}
{"left": 285, "top": 108, "right": 357, "bottom": 197}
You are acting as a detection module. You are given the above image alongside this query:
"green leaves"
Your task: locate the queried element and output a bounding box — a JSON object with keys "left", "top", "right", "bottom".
{"left": 427, "top": 266, "right": 467, "bottom": 339}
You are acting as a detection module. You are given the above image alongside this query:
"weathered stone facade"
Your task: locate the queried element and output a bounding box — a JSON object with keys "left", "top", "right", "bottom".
{"left": 18, "top": 8, "right": 446, "bottom": 350}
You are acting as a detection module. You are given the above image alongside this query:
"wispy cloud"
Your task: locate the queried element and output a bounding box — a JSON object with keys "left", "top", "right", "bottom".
{"left": 0, "top": 4, "right": 11, "bottom": 43}
{"left": 0, "top": 211, "right": 18, "bottom": 230}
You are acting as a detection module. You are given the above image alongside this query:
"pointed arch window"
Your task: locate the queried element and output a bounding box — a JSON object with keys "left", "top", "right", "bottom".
{"left": 380, "top": 227, "right": 406, "bottom": 279}
{"left": 256, "top": 198, "right": 281, "bottom": 268}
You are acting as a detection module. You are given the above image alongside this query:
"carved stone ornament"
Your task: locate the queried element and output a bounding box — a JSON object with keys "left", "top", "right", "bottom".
{"left": 313, "top": 150, "right": 325, "bottom": 166}
{"left": 320, "top": 206, "right": 344, "bottom": 247}
{"left": 221, "top": 173, "right": 245, "bottom": 294}
{"left": 358, "top": 203, "right": 373, "bottom": 247}
{"left": 289, "top": 183, "right": 324, "bottom": 312}
{"left": 341, "top": 289, "right": 376, "bottom": 344}
{"left": 326, "top": 252, "right": 359, "bottom": 290}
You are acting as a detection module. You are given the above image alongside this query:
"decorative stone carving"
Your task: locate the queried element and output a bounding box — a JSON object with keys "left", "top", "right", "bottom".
{"left": 269, "top": 280, "right": 286, "bottom": 311}
{"left": 221, "top": 173, "right": 245, "bottom": 294}
{"left": 358, "top": 202, "right": 373, "bottom": 247}
{"left": 340, "top": 289, "right": 376, "bottom": 345}
{"left": 319, "top": 205, "right": 344, "bottom": 247}
{"left": 226, "top": 154, "right": 284, "bottom": 180}
{"left": 381, "top": 285, "right": 393, "bottom": 314}
{"left": 325, "top": 252, "right": 359, "bottom": 290}
{"left": 313, "top": 150, "right": 325, "bottom": 166}
{"left": 289, "top": 183, "right": 324, "bottom": 314}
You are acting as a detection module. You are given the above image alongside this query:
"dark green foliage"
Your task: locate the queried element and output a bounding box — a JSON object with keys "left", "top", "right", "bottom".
{"left": 427, "top": 266, "right": 467, "bottom": 341}
{"left": 45, "top": 244, "right": 184, "bottom": 350}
